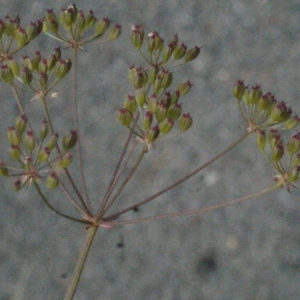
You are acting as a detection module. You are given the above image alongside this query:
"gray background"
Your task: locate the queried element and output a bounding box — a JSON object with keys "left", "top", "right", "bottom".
{"left": 1, "top": 0, "right": 300, "bottom": 299}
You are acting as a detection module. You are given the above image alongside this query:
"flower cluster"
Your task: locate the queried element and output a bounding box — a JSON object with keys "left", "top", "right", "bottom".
{"left": 233, "top": 80, "right": 300, "bottom": 190}
{"left": 0, "top": 115, "right": 77, "bottom": 190}
{"left": 43, "top": 4, "right": 121, "bottom": 49}
{"left": 117, "top": 27, "right": 200, "bottom": 150}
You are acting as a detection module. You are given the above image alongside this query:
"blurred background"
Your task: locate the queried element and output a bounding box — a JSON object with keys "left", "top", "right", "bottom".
{"left": 1, "top": 0, "right": 300, "bottom": 299}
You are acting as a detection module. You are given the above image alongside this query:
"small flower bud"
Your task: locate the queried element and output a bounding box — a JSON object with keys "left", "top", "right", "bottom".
{"left": 94, "top": 17, "right": 110, "bottom": 38}
{"left": 15, "top": 27, "right": 27, "bottom": 47}
{"left": 45, "top": 9, "right": 58, "bottom": 24}
{"left": 135, "top": 87, "right": 146, "bottom": 107}
{"left": 109, "top": 24, "right": 122, "bottom": 40}
{"left": 117, "top": 108, "right": 133, "bottom": 126}
{"left": 185, "top": 46, "right": 201, "bottom": 62}
{"left": 26, "top": 20, "right": 43, "bottom": 41}
{"left": 159, "top": 92, "right": 172, "bottom": 109}
{"left": 46, "top": 172, "right": 59, "bottom": 189}
{"left": 7, "top": 126, "right": 21, "bottom": 145}
{"left": 31, "top": 51, "right": 41, "bottom": 70}
{"left": 77, "top": 11, "right": 86, "bottom": 32}
{"left": 85, "top": 10, "right": 96, "bottom": 28}
{"left": 147, "top": 31, "right": 164, "bottom": 54}
{"left": 148, "top": 67, "right": 158, "bottom": 84}
{"left": 258, "top": 93, "right": 276, "bottom": 113}
{"left": 6, "top": 57, "right": 19, "bottom": 76}
{"left": 255, "top": 130, "right": 266, "bottom": 152}
{"left": 9, "top": 145, "right": 21, "bottom": 160}
{"left": 287, "top": 133, "right": 300, "bottom": 155}
{"left": 176, "top": 80, "right": 193, "bottom": 96}
{"left": 59, "top": 4, "right": 78, "bottom": 27}
{"left": 148, "top": 93, "right": 158, "bottom": 114}
{"left": 24, "top": 130, "right": 36, "bottom": 151}
{"left": 0, "top": 64, "right": 14, "bottom": 84}
{"left": 233, "top": 80, "right": 246, "bottom": 101}
{"left": 15, "top": 114, "right": 27, "bottom": 134}
{"left": 271, "top": 101, "right": 292, "bottom": 123}
{"left": 167, "top": 103, "right": 182, "bottom": 121}
{"left": 62, "top": 130, "right": 77, "bottom": 150}
{"left": 158, "top": 69, "right": 173, "bottom": 89}
{"left": 159, "top": 117, "right": 174, "bottom": 134}
{"left": 54, "top": 59, "right": 72, "bottom": 79}
{"left": 163, "top": 42, "right": 176, "bottom": 62}
{"left": 285, "top": 114, "right": 300, "bottom": 129}
{"left": 38, "top": 147, "right": 50, "bottom": 162}
{"left": 131, "top": 25, "right": 144, "bottom": 49}
{"left": 20, "top": 67, "right": 33, "bottom": 85}
{"left": 155, "top": 103, "right": 167, "bottom": 122}
{"left": 38, "top": 58, "right": 48, "bottom": 73}
{"left": 142, "top": 111, "right": 153, "bottom": 130}
{"left": 22, "top": 55, "right": 34, "bottom": 71}
{"left": 38, "top": 71, "right": 48, "bottom": 88}
{"left": 123, "top": 95, "right": 137, "bottom": 114}
{"left": 0, "top": 161, "right": 9, "bottom": 176}
{"left": 173, "top": 43, "right": 187, "bottom": 60}
{"left": 59, "top": 153, "right": 73, "bottom": 168}
{"left": 46, "top": 133, "right": 58, "bottom": 150}
{"left": 40, "top": 119, "right": 49, "bottom": 141}
{"left": 243, "top": 84, "right": 263, "bottom": 105}
{"left": 147, "top": 125, "right": 160, "bottom": 143}
{"left": 179, "top": 113, "right": 193, "bottom": 132}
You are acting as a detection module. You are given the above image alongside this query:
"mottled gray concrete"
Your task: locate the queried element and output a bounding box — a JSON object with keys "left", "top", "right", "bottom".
{"left": 1, "top": 1, "right": 300, "bottom": 299}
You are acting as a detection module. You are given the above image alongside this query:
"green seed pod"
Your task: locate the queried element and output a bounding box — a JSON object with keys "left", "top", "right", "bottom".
{"left": 287, "top": 133, "right": 300, "bottom": 155}
{"left": 6, "top": 57, "right": 19, "bottom": 76}
{"left": 147, "top": 125, "right": 160, "bottom": 143}
{"left": 21, "top": 55, "right": 33, "bottom": 71}
{"left": 59, "top": 153, "right": 73, "bottom": 168}
{"left": 289, "top": 165, "right": 300, "bottom": 182}
{"left": 45, "top": 9, "right": 58, "bottom": 24}
{"left": 31, "top": 51, "right": 41, "bottom": 70}
{"left": 38, "top": 147, "right": 50, "bottom": 162}
{"left": 20, "top": 67, "right": 33, "bottom": 85}
{"left": 9, "top": 145, "right": 21, "bottom": 160}
{"left": 148, "top": 93, "right": 158, "bottom": 114}
{"left": 233, "top": 80, "right": 246, "bottom": 101}
{"left": 46, "top": 133, "right": 58, "bottom": 150}
{"left": 171, "top": 90, "right": 180, "bottom": 104}
{"left": 38, "top": 71, "right": 48, "bottom": 88}
{"left": 185, "top": 46, "right": 201, "bottom": 62}
{"left": 159, "top": 69, "right": 173, "bottom": 89}
{"left": 159, "top": 92, "right": 172, "bottom": 109}
{"left": 26, "top": 20, "right": 43, "bottom": 41}
{"left": 62, "top": 130, "right": 77, "bottom": 150}
{"left": 0, "top": 64, "right": 14, "bottom": 84}
{"left": 173, "top": 43, "right": 187, "bottom": 60}
{"left": 131, "top": 25, "right": 144, "bottom": 49}
{"left": 148, "top": 67, "right": 158, "bottom": 84}
{"left": 255, "top": 130, "right": 266, "bottom": 152}
{"left": 176, "top": 81, "right": 193, "bottom": 96}
{"left": 59, "top": 4, "right": 78, "bottom": 27}
{"left": 109, "top": 24, "right": 122, "bottom": 40}
{"left": 271, "top": 101, "right": 292, "bottom": 123}
{"left": 142, "top": 111, "right": 153, "bottom": 130}
{"left": 38, "top": 59, "right": 48, "bottom": 73}
{"left": 271, "top": 144, "right": 284, "bottom": 162}
{"left": 123, "top": 95, "right": 137, "bottom": 114}
{"left": 54, "top": 59, "right": 72, "bottom": 79}
{"left": 40, "top": 119, "right": 49, "bottom": 141}
{"left": 76, "top": 11, "right": 86, "bottom": 32}
{"left": 163, "top": 42, "right": 176, "bottom": 63}
{"left": 46, "top": 172, "right": 59, "bottom": 189}
{"left": 24, "top": 130, "right": 36, "bottom": 151}
{"left": 167, "top": 103, "right": 182, "bottom": 121}
{"left": 117, "top": 108, "right": 133, "bottom": 127}
{"left": 159, "top": 117, "right": 174, "bottom": 134}
{"left": 155, "top": 103, "right": 167, "bottom": 122}
{"left": 85, "top": 10, "right": 96, "bottom": 28}
{"left": 179, "top": 113, "right": 193, "bottom": 132}
{"left": 15, "top": 114, "right": 27, "bottom": 134}
{"left": 285, "top": 114, "right": 300, "bottom": 130}
{"left": 7, "top": 126, "right": 21, "bottom": 145}
{"left": 15, "top": 27, "right": 27, "bottom": 47}
{"left": 94, "top": 17, "right": 110, "bottom": 38}
{"left": 135, "top": 87, "right": 146, "bottom": 107}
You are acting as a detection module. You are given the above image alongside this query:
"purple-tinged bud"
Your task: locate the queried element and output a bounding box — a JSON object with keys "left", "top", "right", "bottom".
{"left": 135, "top": 87, "right": 146, "bottom": 107}
{"left": 258, "top": 92, "right": 276, "bottom": 113}
{"left": 185, "top": 46, "right": 201, "bottom": 62}
{"left": 59, "top": 153, "right": 73, "bottom": 168}
{"left": 109, "top": 24, "right": 122, "bottom": 40}
{"left": 287, "top": 133, "right": 300, "bottom": 155}
{"left": 255, "top": 130, "right": 266, "bottom": 152}
{"left": 45, "top": 9, "right": 58, "bottom": 24}
{"left": 9, "top": 145, "right": 21, "bottom": 160}
{"left": 47, "top": 54, "right": 57, "bottom": 71}
{"left": 167, "top": 103, "right": 182, "bottom": 121}
{"left": 6, "top": 57, "right": 19, "bottom": 76}
{"left": 179, "top": 113, "right": 193, "bottom": 132}
{"left": 123, "top": 95, "right": 137, "bottom": 114}
{"left": 59, "top": 4, "right": 78, "bottom": 27}
{"left": 77, "top": 11, "right": 86, "bottom": 32}
{"left": 268, "top": 129, "right": 282, "bottom": 149}
{"left": 243, "top": 84, "right": 262, "bottom": 105}
{"left": 7, "top": 126, "right": 21, "bottom": 145}
{"left": 55, "top": 59, "right": 72, "bottom": 79}
{"left": 147, "top": 31, "right": 164, "bottom": 53}
{"left": 46, "top": 133, "right": 58, "bottom": 150}
{"left": 40, "top": 119, "right": 49, "bottom": 141}
{"left": 159, "top": 92, "right": 172, "bottom": 109}
{"left": 173, "top": 43, "right": 187, "bottom": 60}
{"left": 142, "top": 111, "right": 153, "bottom": 130}
{"left": 15, "top": 114, "right": 27, "bottom": 134}
{"left": 14, "top": 178, "right": 22, "bottom": 191}
{"left": 38, "top": 147, "right": 50, "bottom": 162}
{"left": 15, "top": 27, "right": 27, "bottom": 46}
{"left": 0, "top": 161, "right": 9, "bottom": 176}
{"left": 171, "top": 90, "right": 180, "bottom": 104}
{"left": 24, "top": 130, "right": 36, "bottom": 151}
{"left": 233, "top": 80, "right": 246, "bottom": 101}
{"left": 38, "top": 58, "right": 48, "bottom": 73}
{"left": 176, "top": 80, "right": 193, "bottom": 96}
{"left": 155, "top": 103, "right": 167, "bottom": 122}
{"left": 21, "top": 55, "right": 33, "bottom": 71}
{"left": 147, "top": 125, "right": 160, "bottom": 143}
{"left": 148, "top": 93, "right": 158, "bottom": 114}
{"left": 285, "top": 114, "right": 300, "bottom": 129}
{"left": 131, "top": 25, "right": 144, "bottom": 49}
{"left": 21, "top": 67, "right": 33, "bottom": 85}
{"left": 62, "top": 130, "right": 77, "bottom": 150}
{"left": 117, "top": 108, "right": 133, "bottom": 126}
{"left": 272, "top": 144, "right": 284, "bottom": 162}
{"left": 26, "top": 20, "right": 43, "bottom": 41}
{"left": 38, "top": 71, "right": 48, "bottom": 88}
{"left": 31, "top": 51, "right": 41, "bottom": 70}
{"left": 0, "top": 65, "right": 14, "bottom": 84}
{"left": 85, "top": 10, "right": 96, "bottom": 28}
{"left": 5, "top": 16, "right": 20, "bottom": 36}
{"left": 94, "top": 17, "right": 110, "bottom": 38}
{"left": 289, "top": 165, "right": 300, "bottom": 182}
{"left": 271, "top": 101, "right": 292, "bottom": 123}
{"left": 159, "top": 117, "right": 174, "bottom": 134}
{"left": 163, "top": 41, "right": 176, "bottom": 62}
{"left": 46, "top": 171, "right": 59, "bottom": 189}
{"left": 159, "top": 69, "right": 173, "bottom": 89}
{"left": 128, "top": 65, "right": 136, "bottom": 84}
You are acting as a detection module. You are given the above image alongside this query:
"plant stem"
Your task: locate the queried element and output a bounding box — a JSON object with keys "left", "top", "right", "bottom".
{"left": 64, "top": 226, "right": 98, "bottom": 300}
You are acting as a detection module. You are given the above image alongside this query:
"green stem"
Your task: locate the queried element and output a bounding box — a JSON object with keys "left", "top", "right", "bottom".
{"left": 64, "top": 226, "right": 98, "bottom": 300}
